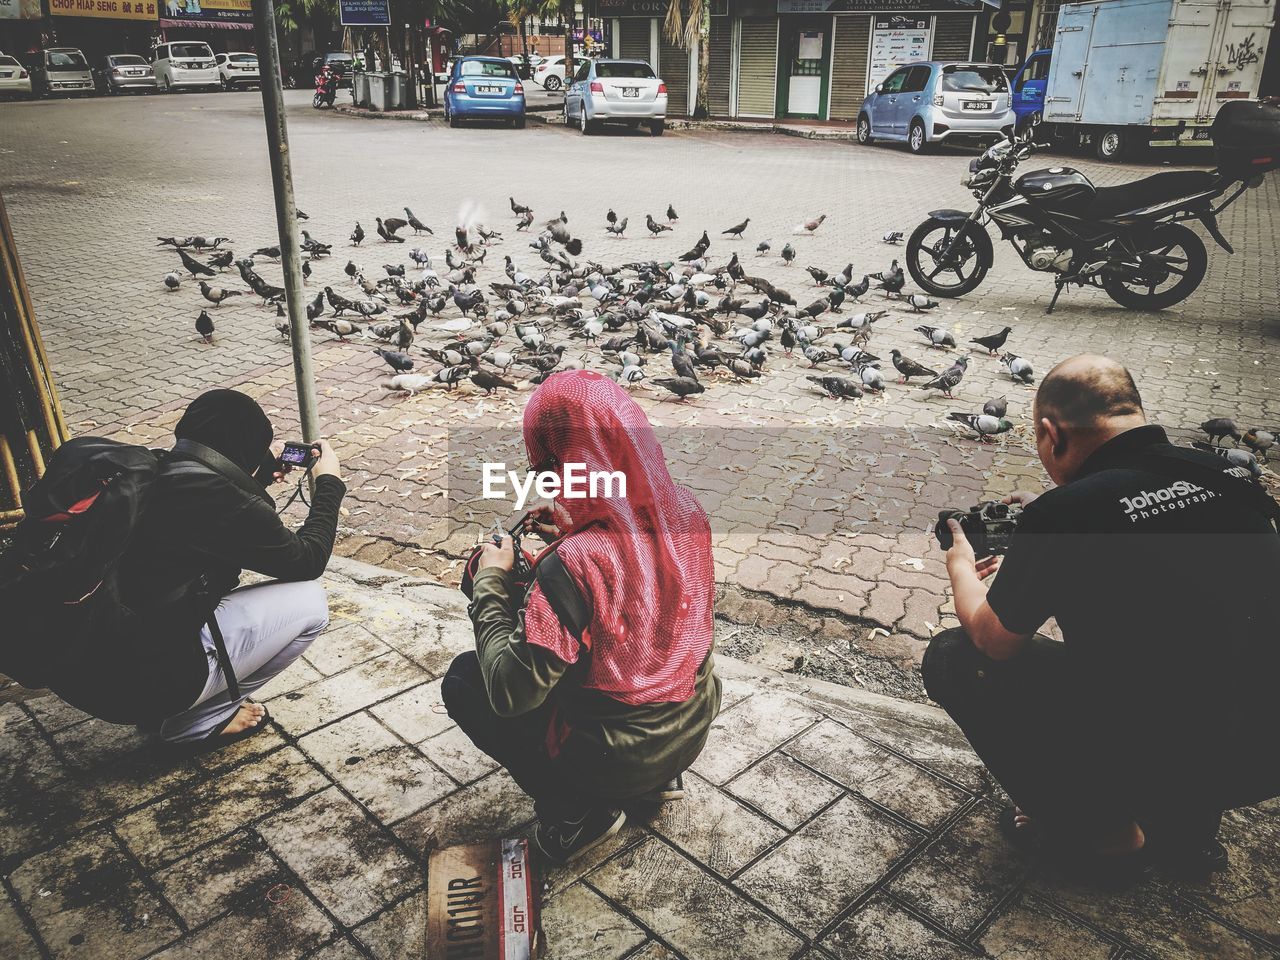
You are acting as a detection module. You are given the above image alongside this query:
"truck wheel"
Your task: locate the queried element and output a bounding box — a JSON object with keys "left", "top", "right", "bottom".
{"left": 1095, "top": 127, "right": 1126, "bottom": 162}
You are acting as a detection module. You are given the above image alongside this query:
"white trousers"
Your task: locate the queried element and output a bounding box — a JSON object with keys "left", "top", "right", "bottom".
{"left": 159, "top": 580, "right": 329, "bottom": 743}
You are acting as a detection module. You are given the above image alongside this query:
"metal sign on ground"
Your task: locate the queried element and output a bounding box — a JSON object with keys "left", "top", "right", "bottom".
{"left": 339, "top": 0, "right": 389, "bottom": 27}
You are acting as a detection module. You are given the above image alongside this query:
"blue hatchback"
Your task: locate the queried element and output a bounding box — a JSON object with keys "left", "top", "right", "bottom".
{"left": 445, "top": 56, "right": 526, "bottom": 128}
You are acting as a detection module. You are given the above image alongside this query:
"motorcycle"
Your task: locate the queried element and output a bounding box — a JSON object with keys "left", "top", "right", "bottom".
{"left": 905, "top": 102, "right": 1279, "bottom": 313}
{"left": 313, "top": 70, "right": 337, "bottom": 109}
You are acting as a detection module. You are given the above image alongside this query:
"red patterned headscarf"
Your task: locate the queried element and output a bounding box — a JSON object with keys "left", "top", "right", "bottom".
{"left": 521, "top": 370, "right": 714, "bottom": 705}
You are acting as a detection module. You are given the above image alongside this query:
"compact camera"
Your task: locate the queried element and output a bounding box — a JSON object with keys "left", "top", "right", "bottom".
{"left": 279, "top": 441, "right": 319, "bottom": 470}
{"left": 935, "top": 501, "right": 1023, "bottom": 557}
{"left": 461, "top": 516, "right": 535, "bottom": 599}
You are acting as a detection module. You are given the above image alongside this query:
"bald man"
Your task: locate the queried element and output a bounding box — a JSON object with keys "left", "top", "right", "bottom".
{"left": 924, "top": 355, "right": 1280, "bottom": 876}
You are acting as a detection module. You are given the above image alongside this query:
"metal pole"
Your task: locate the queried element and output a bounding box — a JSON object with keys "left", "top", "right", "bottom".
{"left": 252, "top": 0, "right": 320, "bottom": 450}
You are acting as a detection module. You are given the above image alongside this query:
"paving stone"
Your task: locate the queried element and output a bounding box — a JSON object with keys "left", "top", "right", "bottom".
{"left": 303, "top": 622, "right": 391, "bottom": 676}
{"left": 421, "top": 723, "right": 498, "bottom": 784}
{"left": 542, "top": 883, "right": 647, "bottom": 960}
{"left": 543, "top": 822, "right": 647, "bottom": 897}
{"left": 784, "top": 719, "right": 968, "bottom": 828}
{"left": 725, "top": 752, "right": 843, "bottom": 830}
{"left": 737, "top": 794, "right": 921, "bottom": 936}
{"left": 116, "top": 746, "right": 328, "bottom": 868}
{"left": 589, "top": 837, "right": 803, "bottom": 960}
{"left": 194, "top": 726, "right": 290, "bottom": 776}
{"left": 0, "top": 895, "right": 42, "bottom": 960}
{"left": 394, "top": 769, "right": 534, "bottom": 854}
{"left": 9, "top": 831, "right": 182, "bottom": 960}
{"left": 307, "top": 937, "right": 368, "bottom": 960}
{"left": 24, "top": 695, "right": 92, "bottom": 734}
{"left": 822, "top": 892, "right": 977, "bottom": 959}
{"left": 650, "top": 771, "right": 787, "bottom": 878}
{"left": 627, "top": 943, "right": 680, "bottom": 960}
{"left": 255, "top": 658, "right": 325, "bottom": 701}
{"left": 299, "top": 711, "right": 454, "bottom": 822}
{"left": 53, "top": 721, "right": 200, "bottom": 817}
{"left": 979, "top": 896, "right": 1114, "bottom": 960}
{"left": 690, "top": 690, "right": 821, "bottom": 785}
{"left": 266, "top": 651, "right": 429, "bottom": 735}
{"left": 152, "top": 832, "right": 282, "bottom": 928}
{"left": 368, "top": 678, "right": 454, "bottom": 745}
{"left": 257, "top": 787, "right": 418, "bottom": 927}
{"left": 352, "top": 892, "right": 425, "bottom": 960}
{"left": 1178, "top": 799, "right": 1280, "bottom": 944}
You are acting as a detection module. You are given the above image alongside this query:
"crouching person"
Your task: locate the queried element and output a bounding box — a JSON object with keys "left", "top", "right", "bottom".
{"left": 443, "top": 371, "right": 721, "bottom": 865}
{"left": 924, "top": 355, "right": 1280, "bottom": 877}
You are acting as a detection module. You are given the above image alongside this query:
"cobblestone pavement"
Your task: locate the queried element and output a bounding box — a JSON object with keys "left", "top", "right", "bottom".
{"left": 2, "top": 91, "right": 1279, "bottom": 698}
{"left": 2, "top": 557, "right": 1278, "bottom": 960}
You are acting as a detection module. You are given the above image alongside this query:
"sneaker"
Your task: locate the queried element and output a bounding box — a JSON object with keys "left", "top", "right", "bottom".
{"left": 534, "top": 807, "right": 626, "bottom": 865}
{"left": 643, "top": 774, "right": 686, "bottom": 803}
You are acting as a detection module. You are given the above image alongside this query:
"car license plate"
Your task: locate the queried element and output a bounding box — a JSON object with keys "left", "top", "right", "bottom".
{"left": 622, "top": 87, "right": 639, "bottom": 98}
{"left": 0, "top": 72, "right": 10, "bottom": 78}
{"left": 963, "top": 101, "right": 991, "bottom": 111}
{"left": 1192, "top": 128, "right": 1211, "bottom": 140}
{"left": 477, "top": 84, "right": 502, "bottom": 93}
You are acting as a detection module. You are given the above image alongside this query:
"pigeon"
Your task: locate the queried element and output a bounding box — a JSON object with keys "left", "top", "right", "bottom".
{"left": 470, "top": 367, "right": 517, "bottom": 395}
{"left": 668, "top": 340, "right": 699, "bottom": 380}
{"left": 384, "top": 263, "right": 405, "bottom": 278}
{"left": 176, "top": 246, "right": 217, "bottom": 278}
{"left": 194, "top": 310, "right": 215, "bottom": 344}
{"left": 903, "top": 294, "right": 938, "bottom": 312}
{"left": 1242, "top": 428, "right": 1274, "bottom": 460}
{"left": 516, "top": 210, "right": 534, "bottom": 231}
{"left": 883, "top": 231, "right": 904, "bottom": 244}
{"left": 163, "top": 272, "right": 181, "bottom": 291}
{"left": 381, "top": 373, "right": 436, "bottom": 397}
{"left": 252, "top": 246, "right": 282, "bottom": 261}
{"left": 983, "top": 396, "right": 1009, "bottom": 418}
{"left": 845, "top": 275, "right": 870, "bottom": 300}
{"left": 948, "top": 412, "right": 1014, "bottom": 442}
{"left": 350, "top": 222, "right": 365, "bottom": 246}
{"left": 510, "top": 196, "right": 532, "bottom": 215}
{"left": 874, "top": 265, "right": 906, "bottom": 296}
{"left": 854, "top": 362, "right": 886, "bottom": 393}
{"left": 606, "top": 209, "right": 618, "bottom": 225}
{"left": 651, "top": 377, "right": 705, "bottom": 401}
{"left": 324, "top": 286, "right": 362, "bottom": 316}
{"left": 606, "top": 217, "right": 628, "bottom": 238}
{"left": 920, "top": 356, "right": 969, "bottom": 398}
{"left": 971, "top": 327, "right": 1012, "bottom": 355}
{"left": 373, "top": 348, "right": 415, "bottom": 373}
{"left": 722, "top": 218, "right": 750, "bottom": 239}
{"left": 806, "top": 266, "right": 829, "bottom": 285}
{"left": 916, "top": 325, "right": 956, "bottom": 349}
{"left": 1193, "top": 442, "right": 1263, "bottom": 478}
{"left": 615, "top": 364, "right": 646, "bottom": 385}
{"left": 302, "top": 260, "right": 312, "bottom": 281}
{"left": 383, "top": 216, "right": 409, "bottom": 235}
{"left": 376, "top": 218, "right": 405, "bottom": 243}
{"left": 646, "top": 214, "right": 673, "bottom": 237}
{"left": 1201, "top": 418, "right": 1241, "bottom": 446}
{"left": 667, "top": 204, "right": 679, "bottom": 223}
{"left": 780, "top": 243, "right": 795, "bottom": 266}
{"left": 313, "top": 318, "right": 360, "bottom": 340}
{"left": 306, "top": 291, "right": 325, "bottom": 321}
{"left": 800, "top": 214, "right": 827, "bottom": 234}
{"left": 207, "top": 250, "right": 234, "bottom": 271}
{"left": 199, "top": 281, "right": 243, "bottom": 306}
{"left": 756, "top": 239, "right": 771, "bottom": 257}
{"left": 404, "top": 207, "right": 432, "bottom": 235}
{"left": 890, "top": 349, "right": 938, "bottom": 384}
{"left": 296, "top": 209, "right": 309, "bottom": 220}
{"left": 806, "top": 374, "right": 863, "bottom": 400}
{"left": 1002, "top": 352, "right": 1035, "bottom": 384}
{"left": 726, "top": 358, "right": 761, "bottom": 380}
{"left": 274, "top": 319, "right": 290, "bottom": 339}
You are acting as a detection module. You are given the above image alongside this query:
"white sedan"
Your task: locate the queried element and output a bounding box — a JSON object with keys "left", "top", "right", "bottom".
{"left": 0, "top": 54, "right": 31, "bottom": 99}
{"left": 564, "top": 59, "right": 667, "bottom": 136}
{"left": 532, "top": 54, "right": 566, "bottom": 91}
{"left": 216, "top": 52, "right": 260, "bottom": 90}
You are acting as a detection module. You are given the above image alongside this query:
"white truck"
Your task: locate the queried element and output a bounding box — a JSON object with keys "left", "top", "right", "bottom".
{"left": 1010, "top": 0, "right": 1274, "bottom": 159}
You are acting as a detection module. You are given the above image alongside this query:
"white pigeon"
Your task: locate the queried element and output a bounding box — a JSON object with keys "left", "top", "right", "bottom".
{"left": 381, "top": 374, "right": 435, "bottom": 396}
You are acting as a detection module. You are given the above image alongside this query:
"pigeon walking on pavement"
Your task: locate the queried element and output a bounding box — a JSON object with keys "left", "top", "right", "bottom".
{"left": 890, "top": 349, "right": 937, "bottom": 384}
{"left": 1201, "top": 417, "right": 1241, "bottom": 446}
{"left": 970, "top": 327, "right": 1012, "bottom": 355}
{"left": 916, "top": 325, "right": 956, "bottom": 349}
{"left": 1002, "top": 352, "right": 1035, "bottom": 384}
{"left": 920, "top": 356, "right": 969, "bottom": 398}
{"left": 948, "top": 412, "right": 1014, "bottom": 442}
{"left": 194, "top": 310, "right": 215, "bottom": 344}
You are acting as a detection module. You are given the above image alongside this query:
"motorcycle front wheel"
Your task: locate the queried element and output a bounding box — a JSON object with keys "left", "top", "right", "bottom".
{"left": 1102, "top": 223, "right": 1207, "bottom": 310}
{"left": 906, "top": 218, "right": 991, "bottom": 297}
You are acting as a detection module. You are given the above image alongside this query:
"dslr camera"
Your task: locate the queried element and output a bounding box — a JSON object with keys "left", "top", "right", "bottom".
{"left": 935, "top": 501, "right": 1022, "bottom": 557}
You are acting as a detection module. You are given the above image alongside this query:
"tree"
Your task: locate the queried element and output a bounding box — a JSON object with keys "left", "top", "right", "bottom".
{"left": 664, "top": 0, "right": 709, "bottom": 118}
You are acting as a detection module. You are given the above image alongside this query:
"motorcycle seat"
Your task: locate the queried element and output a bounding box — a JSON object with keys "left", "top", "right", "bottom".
{"left": 1086, "top": 170, "right": 1218, "bottom": 220}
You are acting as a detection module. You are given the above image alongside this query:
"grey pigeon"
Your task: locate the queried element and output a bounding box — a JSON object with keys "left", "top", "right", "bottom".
{"left": 916, "top": 325, "right": 956, "bottom": 348}
{"left": 920, "top": 356, "right": 969, "bottom": 398}
{"left": 806, "top": 374, "right": 863, "bottom": 400}
{"left": 890, "top": 349, "right": 937, "bottom": 384}
{"left": 982, "top": 396, "right": 1009, "bottom": 418}
{"left": 373, "top": 348, "right": 414, "bottom": 373}
{"left": 1242, "top": 428, "right": 1274, "bottom": 460}
{"left": 1193, "top": 442, "right": 1263, "bottom": 478}
{"left": 882, "top": 231, "right": 904, "bottom": 244}
{"left": 163, "top": 272, "right": 181, "bottom": 291}
{"left": 780, "top": 243, "right": 795, "bottom": 266}
{"left": 903, "top": 294, "right": 938, "bottom": 312}
{"left": 756, "top": 239, "right": 771, "bottom": 257}
{"left": 651, "top": 377, "right": 705, "bottom": 401}
{"left": 1201, "top": 418, "right": 1241, "bottom": 446}
{"left": 1002, "top": 352, "right": 1035, "bottom": 384}
{"left": 948, "top": 412, "right": 1013, "bottom": 442}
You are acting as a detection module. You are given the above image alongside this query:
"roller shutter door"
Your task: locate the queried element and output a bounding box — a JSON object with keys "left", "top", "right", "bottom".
{"left": 932, "top": 14, "right": 976, "bottom": 62}
{"left": 659, "top": 34, "right": 690, "bottom": 116}
{"left": 619, "top": 18, "right": 651, "bottom": 62}
{"left": 736, "top": 18, "right": 777, "bottom": 118}
{"left": 707, "top": 16, "right": 732, "bottom": 116}
{"left": 829, "top": 15, "right": 870, "bottom": 120}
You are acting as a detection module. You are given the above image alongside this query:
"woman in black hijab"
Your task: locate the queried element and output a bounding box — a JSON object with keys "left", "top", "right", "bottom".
{"left": 89, "top": 389, "right": 349, "bottom": 750}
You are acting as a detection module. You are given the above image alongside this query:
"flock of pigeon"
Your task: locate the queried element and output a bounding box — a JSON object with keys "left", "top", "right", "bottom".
{"left": 156, "top": 200, "right": 1275, "bottom": 476}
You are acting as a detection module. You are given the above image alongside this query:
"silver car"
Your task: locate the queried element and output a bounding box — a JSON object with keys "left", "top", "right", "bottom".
{"left": 564, "top": 59, "right": 667, "bottom": 136}
{"left": 97, "top": 55, "right": 158, "bottom": 95}
{"left": 857, "top": 62, "right": 1014, "bottom": 154}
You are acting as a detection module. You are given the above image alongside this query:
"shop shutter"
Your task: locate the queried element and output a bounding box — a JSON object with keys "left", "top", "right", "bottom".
{"left": 707, "top": 15, "right": 732, "bottom": 116}
{"left": 829, "top": 15, "right": 870, "bottom": 120}
{"left": 735, "top": 17, "right": 777, "bottom": 118}
{"left": 619, "top": 18, "right": 651, "bottom": 62}
{"left": 658, "top": 33, "right": 691, "bottom": 116}
{"left": 932, "top": 14, "right": 976, "bottom": 62}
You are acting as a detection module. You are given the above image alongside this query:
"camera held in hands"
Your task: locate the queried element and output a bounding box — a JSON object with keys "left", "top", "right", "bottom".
{"left": 461, "top": 516, "right": 535, "bottom": 599}
{"left": 279, "top": 441, "right": 318, "bottom": 470}
{"left": 935, "top": 501, "right": 1022, "bottom": 557}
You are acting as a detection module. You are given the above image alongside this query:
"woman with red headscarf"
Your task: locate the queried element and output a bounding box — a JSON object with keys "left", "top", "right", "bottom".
{"left": 442, "top": 370, "right": 721, "bottom": 864}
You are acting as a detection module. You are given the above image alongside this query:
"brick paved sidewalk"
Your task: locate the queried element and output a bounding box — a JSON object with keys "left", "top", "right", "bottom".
{"left": 3, "top": 557, "right": 1277, "bottom": 960}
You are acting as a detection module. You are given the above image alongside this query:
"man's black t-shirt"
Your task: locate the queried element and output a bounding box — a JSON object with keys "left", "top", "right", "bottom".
{"left": 986, "top": 426, "right": 1279, "bottom": 798}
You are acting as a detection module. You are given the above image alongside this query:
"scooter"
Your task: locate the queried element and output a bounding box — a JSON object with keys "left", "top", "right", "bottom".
{"left": 313, "top": 70, "right": 337, "bottom": 109}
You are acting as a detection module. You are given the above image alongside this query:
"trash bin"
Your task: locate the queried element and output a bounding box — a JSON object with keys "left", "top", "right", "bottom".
{"left": 368, "top": 72, "right": 389, "bottom": 111}
{"left": 388, "top": 71, "right": 405, "bottom": 110}
{"left": 354, "top": 72, "right": 369, "bottom": 108}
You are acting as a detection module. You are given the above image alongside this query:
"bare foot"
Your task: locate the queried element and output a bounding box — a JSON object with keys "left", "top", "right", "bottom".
{"left": 223, "top": 702, "right": 266, "bottom": 736}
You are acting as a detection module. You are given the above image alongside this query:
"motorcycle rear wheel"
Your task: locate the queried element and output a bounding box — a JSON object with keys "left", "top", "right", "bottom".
{"left": 906, "top": 218, "right": 991, "bottom": 297}
{"left": 1102, "top": 223, "right": 1207, "bottom": 310}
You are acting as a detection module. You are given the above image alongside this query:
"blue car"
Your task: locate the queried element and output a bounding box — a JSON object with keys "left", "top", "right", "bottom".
{"left": 445, "top": 56, "right": 526, "bottom": 128}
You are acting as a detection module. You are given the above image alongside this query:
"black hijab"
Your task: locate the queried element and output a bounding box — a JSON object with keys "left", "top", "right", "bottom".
{"left": 174, "top": 389, "right": 276, "bottom": 483}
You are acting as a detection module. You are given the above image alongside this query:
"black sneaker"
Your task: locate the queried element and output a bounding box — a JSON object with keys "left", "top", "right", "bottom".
{"left": 534, "top": 807, "right": 626, "bottom": 865}
{"left": 643, "top": 774, "right": 686, "bottom": 803}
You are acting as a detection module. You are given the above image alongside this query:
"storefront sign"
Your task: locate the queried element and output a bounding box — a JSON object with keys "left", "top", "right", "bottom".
{"left": 161, "top": 0, "right": 251, "bottom": 24}
{"left": 779, "top": 0, "right": 983, "bottom": 12}
{"left": 868, "top": 14, "right": 930, "bottom": 91}
{"left": 50, "top": 0, "right": 157, "bottom": 20}
{"left": 0, "top": 0, "right": 42, "bottom": 19}
{"left": 339, "top": 0, "right": 390, "bottom": 27}
{"left": 600, "top": 0, "right": 726, "bottom": 15}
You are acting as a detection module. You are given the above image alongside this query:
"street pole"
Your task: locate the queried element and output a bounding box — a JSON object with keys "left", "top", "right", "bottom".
{"left": 251, "top": 0, "right": 320, "bottom": 452}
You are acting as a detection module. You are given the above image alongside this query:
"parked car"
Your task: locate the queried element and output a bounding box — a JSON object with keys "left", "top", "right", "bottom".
{"left": 152, "top": 42, "right": 219, "bottom": 92}
{"left": 216, "top": 52, "right": 260, "bottom": 90}
{"left": 26, "top": 48, "right": 95, "bottom": 98}
{"left": 0, "top": 54, "right": 32, "bottom": 100}
{"left": 857, "top": 61, "right": 1014, "bottom": 154}
{"left": 444, "top": 56, "right": 525, "bottom": 128}
{"left": 564, "top": 58, "right": 666, "bottom": 136}
{"left": 312, "top": 52, "right": 354, "bottom": 88}
{"left": 95, "top": 54, "right": 157, "bottom": 95}
{"left": 532, "top": 54, "right": 567, "bottom": 91}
